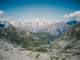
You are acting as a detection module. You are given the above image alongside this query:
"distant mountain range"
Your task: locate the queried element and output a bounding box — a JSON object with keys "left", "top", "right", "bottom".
{"left": 16, "top": 20, "right": 74, "bottom": 36}
{"left": 0, "top": 19, "right": 79, "bottom": 36}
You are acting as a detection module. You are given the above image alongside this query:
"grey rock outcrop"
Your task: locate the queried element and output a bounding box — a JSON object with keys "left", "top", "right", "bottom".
{"left": 0, "top": 39, "right": 35, "bottom": 60}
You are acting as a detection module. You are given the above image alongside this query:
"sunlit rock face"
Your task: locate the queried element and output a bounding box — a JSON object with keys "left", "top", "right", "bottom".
{"left": 0, "top": 39, "right": 51, "bottom": 60}
{"left": 0, "top": 39, "right": 36, "bottom": 60}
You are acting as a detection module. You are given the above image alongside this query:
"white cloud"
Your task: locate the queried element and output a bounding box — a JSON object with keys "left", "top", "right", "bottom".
{"left": 64, "top": 14, "right": 70, "bottom": 19}
{"left": 0, "top": 10, "right": 5, "bottom": 17}
{"left": 64, "top": 11, "right": 80, "bottom": 20}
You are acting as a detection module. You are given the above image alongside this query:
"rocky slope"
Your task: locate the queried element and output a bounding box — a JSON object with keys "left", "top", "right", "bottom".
{"left": 48, "top": 21, "right": 80, "bottom": 60}
{"left": 0, "top": 39, "right": 36, "bottom": 60}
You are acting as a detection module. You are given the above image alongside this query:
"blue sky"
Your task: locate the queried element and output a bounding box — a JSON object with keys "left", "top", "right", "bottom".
{"left": 0, "top": 0, "right": 80, "bottom": 22}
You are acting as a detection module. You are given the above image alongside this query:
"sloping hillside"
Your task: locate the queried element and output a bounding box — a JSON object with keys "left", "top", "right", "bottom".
{"left": 48, "top": 22, "right": 80, "bottom": 60}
